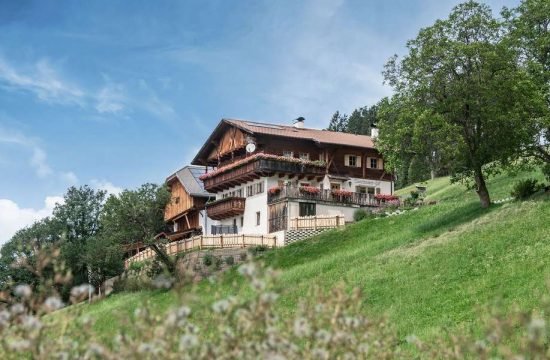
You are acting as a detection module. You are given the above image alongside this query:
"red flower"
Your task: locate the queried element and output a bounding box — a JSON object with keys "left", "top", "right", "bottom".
{"left": 300, "top": 186, "right": 320, "bottom": 194}
{"left": 268, "top": 186, "right": 281, "bottom": 195}
{"left": 332, "top": 189, "right": 353, "bottom": 197}
{"left": 374, "top": 194, "right": 400, "bottom": 201}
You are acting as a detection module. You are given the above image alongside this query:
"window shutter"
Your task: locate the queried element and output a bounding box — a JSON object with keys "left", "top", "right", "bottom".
{"left": 366, "top": 157, "right": 371, "bottom": 168}
{"left": 344, "top": 154, "right": 350, "bottom": 166}
{"left": 378, "top": 158, "right": 383, "bottom": 169}
{"left": 356, "top": 156, "right": 362, "bottom": 168}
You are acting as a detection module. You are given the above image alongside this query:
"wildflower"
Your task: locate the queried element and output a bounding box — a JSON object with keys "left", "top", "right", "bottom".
{"left": 0, "top": 310, "right": 11, "bottom": 327}
{"left": 71, "top": 284, "right": 94, "bottom": 300}
{"left": 22, "top": 314, "right": 43, "bottom": 331}
{"left": 14, "top": 284, "right": 32, "bottom": 298}
{"left": 137, "top": 342, "right": 156, "bottom": 354}
{"left": 260, "top": 292, "right": 279, "bottom": 304}
{"left": 176, "top": 306, "right": 191, "bottom": 318}
{"left": 212, "top": 299, "right": 230, "bottom": 314}
{"left": 528, "top": 317, "right": 546, "bottom": 342}
{"left": 152, "top": 274, "right": 174, "bottom": 289}
{"left": 10, "top": 303, "right": 25, "bottom": 315}
{"left": 312, "top": 348, "right": 329, "bottom": 360}
{"left": 85, "top": 343, "right": 105, "bottom": 357}
{"left": 7, "top": 339, "right": 31, "bottom": 351}
{"left": 405, "top": 334, "right": 419, "bottom": 344}
{"left": 43, "top": 296, "right": 64, "bottom": 312}
{"left": 315, "top": 329, "right": 332, "bottom": 345}
{"left": 238, "top": 263, "right": 256, "bottom": 277}
{"left": 179, "top": 334, "right": 199, "bottom": 350}
{"left": 293, "top": 317, "right": 311, "bottom": 338}
{"left": 251, "top": 278, "right": 266, "bottom": 291}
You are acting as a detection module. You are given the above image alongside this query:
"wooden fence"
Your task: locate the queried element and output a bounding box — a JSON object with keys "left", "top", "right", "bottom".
{"left": 289, "top": 214, "right": 346, "bottom": 230}
{"left": 125, "top": 234, "right": 277, "bottom": 267}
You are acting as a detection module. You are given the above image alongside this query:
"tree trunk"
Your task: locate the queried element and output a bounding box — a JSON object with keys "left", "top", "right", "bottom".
{"left": 430, "top": 169, "right": 436, "bottom": 180}
{"left": 150, "top": 243, "right": 176, "bottom": 273}
{"left": 474, "top": 168, "right": 491, "bottom": 208}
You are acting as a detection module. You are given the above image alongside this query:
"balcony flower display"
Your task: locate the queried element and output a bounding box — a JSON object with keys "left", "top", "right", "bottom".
{"left": 299, "top": 186, "right": 320, "bottom": 195}
{"left": 268, "top": 186, "right": 281, "bottom": 195}
{"left": 374, "top": 194, "right": 400, "bottom": 201}
{"left": 332, "top": 189, "right": 353, "bottom": 198}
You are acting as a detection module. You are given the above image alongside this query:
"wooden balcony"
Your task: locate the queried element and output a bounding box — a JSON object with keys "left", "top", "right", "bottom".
{"left": 206, "top": 197, "right": 246, "bottom": 220}
{"left": 268, "top": 186, "right": 379, "bottom": 207}
{"left": 202, "top": 155, "right": 326, "bottom": 192}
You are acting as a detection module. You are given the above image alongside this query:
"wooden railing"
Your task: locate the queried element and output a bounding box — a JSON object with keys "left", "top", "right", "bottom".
{"left": 206, "top": 197, "right": 246, "bottom": 220}
{"left": 289, "top": 214, "right": 346, "bottom": 230}
{"left": 268, "top": 187, "right": 379, "bottom": 207}
{"left": 203, "top": 158, "right": 325, "bottom": 192}
{"left": 125, "top": 234, "right": 277, "bottom": 267}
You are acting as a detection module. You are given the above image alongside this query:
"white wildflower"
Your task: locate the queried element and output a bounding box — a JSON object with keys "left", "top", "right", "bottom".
{"left": 315, "top": 329, "right": 331, "bottom": 345}
{"left": 43, "top": 296, "right": 64, "bottom": 312}
{"left": 179, "top": 334, "right": 199, "bottom": 350}
{"left": 238, "top": 263, "right": 256, "bottom": 277}
{"left": 212, "top": 299, "right": 230, "bottom": 314}
{"left": 22, "top": 315, "right": 42, "bottom": 331}
{"left": 10, "top": 303, "right": 25, "bottom": 315}
{"left": 528, "top": 317, "right": 546, "bottom": 341}
{"left": 71, "top": 284, "right": 94, "bottom": 299}
{"left": 260, "top": 292, "right": 279, "bottom": 304}
{"left": 293, "top": 317, "right": 311, "bottom": 337}
{"left": 152, "top": 274, "right": 174, "bottom": 289}
{"left": 312, "top": 348, "right": 329, "bottom": 360}
{"left": 14, "top": 284, "right": 32, "bottom": 298}
{"left": 7, "top": 339, "right": 31, "bottom": 351}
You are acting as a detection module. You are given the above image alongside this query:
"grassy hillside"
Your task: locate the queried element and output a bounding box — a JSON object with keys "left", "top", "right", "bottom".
{"left": 69, "top": 169, "right": 549, "bottom": 341}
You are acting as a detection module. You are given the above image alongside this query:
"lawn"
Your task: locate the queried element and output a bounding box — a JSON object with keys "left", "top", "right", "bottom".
{"left": 62, "top": 169, "right": 550, "bottom": 342}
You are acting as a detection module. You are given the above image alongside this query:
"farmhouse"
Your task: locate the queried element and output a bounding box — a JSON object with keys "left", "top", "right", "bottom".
{"left": 191, "top": 118, "right": 394, "bottom": 238}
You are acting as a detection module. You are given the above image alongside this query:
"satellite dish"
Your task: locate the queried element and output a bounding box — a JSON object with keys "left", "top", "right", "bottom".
{"left": 246, "top": 143, "right": 256, "bottom": 153}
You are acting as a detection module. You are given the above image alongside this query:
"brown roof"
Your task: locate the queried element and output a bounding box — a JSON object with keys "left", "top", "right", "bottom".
{"left": 225, "top": 119, "right": 375, "bottom": 148}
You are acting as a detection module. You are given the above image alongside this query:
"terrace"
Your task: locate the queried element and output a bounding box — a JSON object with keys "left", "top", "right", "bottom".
{"left": 268, "top": 185, "right": 379, "bottom": 207}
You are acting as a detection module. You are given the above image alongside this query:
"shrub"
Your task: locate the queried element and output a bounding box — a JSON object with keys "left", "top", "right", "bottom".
{"left": 511, "top": 178, "right": 541, "bottom": 200}
{"left": 214, "top": 257, "right": 223, "bottom": 270}
{"left": 225, "top": 256, "right": 235, "bottom": 266}
{"left": 353, "top": 209, "right": 368, "bottom": 222}
{"left": 410, "top": 190, "right": 420, "bottom": 200}
{"left": 249, "top": 245, "right": 269, "bottom": 257}
{"left": 239, "top": 252, "right": 248, "bottom": 262}
{"left": 203, "top": 253, "right": 214, "bottom": 267}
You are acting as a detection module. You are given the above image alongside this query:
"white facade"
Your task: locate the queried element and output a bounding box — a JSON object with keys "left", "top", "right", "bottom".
{"left": 211, "top": 174, "right": 393, "bottom": 235}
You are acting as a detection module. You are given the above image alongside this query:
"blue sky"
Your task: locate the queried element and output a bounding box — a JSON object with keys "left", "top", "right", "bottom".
{"left": 0, "top": 0, "right": 518, "bottom": 244}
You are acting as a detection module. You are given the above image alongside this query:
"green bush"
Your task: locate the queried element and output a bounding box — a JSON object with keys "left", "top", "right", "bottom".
{"left": 511, "top": 178, "right": 541, "bottom": 199}
{"left": 239, "top": 252, "right": 248, "bottom": 262}
{"left": 353, "top": 209, "right": 368, "bottom": 222}
{"left": 410, "top": 190, "right": 420, "bottom": 200}
{"left": 225, "top": 256, "right": 235, "bottom": 266}
{"left": 249, "top": 245, "right": 269, "bottom": 257}
{"left": 203, "top": 253, "right": 214, "bottom": 267}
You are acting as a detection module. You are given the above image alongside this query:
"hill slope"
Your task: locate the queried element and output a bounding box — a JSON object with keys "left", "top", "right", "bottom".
{"left": 74, "top": 170, "right": 550, "bottom": 340}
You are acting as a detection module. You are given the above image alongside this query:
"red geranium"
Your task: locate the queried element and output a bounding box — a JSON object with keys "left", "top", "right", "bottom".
{"left": 300, "top": 186, "right": 320, "bottom": 194}
{"left": 332, "top": 189, "right": 353, "bottom": 197}
{"left": 375, "top": 194, "right": 400, "bottom": 201}
{"left": 268, "top": 186, "right": 281, "bottom": 195}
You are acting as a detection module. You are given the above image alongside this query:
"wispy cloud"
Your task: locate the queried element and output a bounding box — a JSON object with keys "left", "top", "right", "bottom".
{"left": 0, "top": 126, "right": 53, "bottom": 178}
{"left": 0, "top": 196, "right": 64, "bottom": 245}
{"left": 95, "top": 79, "right": 127, "bottom": 114}
{"left": 90, "top": 179, "right": 123, "bottom": 196}
{"left": 0, "top": 56, "right": 85, "bottom": 106}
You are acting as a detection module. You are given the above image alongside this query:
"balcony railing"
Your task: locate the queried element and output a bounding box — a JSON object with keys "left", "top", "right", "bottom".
{"left": 202, "top": 156, "right": 326, "bottom": 192}
{"left": 268, "top": 186, "right": 379, "bottom": 207}
{"left": 206, "top": 197, "right": 246, "bottom": 220}
{"left": 211, "top": 225, "right": 238, "bottom": 235}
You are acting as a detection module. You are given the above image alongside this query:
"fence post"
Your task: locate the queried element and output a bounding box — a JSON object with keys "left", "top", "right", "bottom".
{"left": 200, "top": 236, "right": 203, "bottom": 250}
{"left": 314, "top": 215, "right": 317, "bottom": 230}
{"left": 261, "top": 235, "right": 264, "bottom": 246}
{"left": 220, "top": 234, "right": 224, "bottom": 248}
{"left": 242, "top": 234, "right": 245, "bottom": 248}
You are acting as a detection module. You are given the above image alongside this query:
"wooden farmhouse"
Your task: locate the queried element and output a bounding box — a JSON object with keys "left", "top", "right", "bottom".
{"left": 190, "top": 118, "right": 394, "bottom": 237}
{"left": 162, "top": 166, "right": 215, "bottom": 241}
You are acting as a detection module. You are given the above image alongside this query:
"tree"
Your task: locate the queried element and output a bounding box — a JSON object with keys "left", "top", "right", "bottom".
{"left": 383, "top": 1, "right": 545, "bottom": 207}
{"left": 53, "top": 186, "right": 106, "bottom": 287}
{"left": 327, "top": 111, "right": 348, "bottom": 132}
{"left": 505, "top": 0, "right": 550, "bottom": 165}
{"left": 101, "top": 184, "right": 172, "bottom": 272}
{"left": 346, "top": 105, "right": 378, "bottom": 135}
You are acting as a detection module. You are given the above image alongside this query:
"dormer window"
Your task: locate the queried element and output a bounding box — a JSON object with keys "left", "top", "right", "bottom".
{"left": 283, "top": 151, "right": 294, "bottom": 158}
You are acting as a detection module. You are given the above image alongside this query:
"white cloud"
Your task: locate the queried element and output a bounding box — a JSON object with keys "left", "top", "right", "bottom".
{"left": 0, "top": 196, "right": 64, "bottom": 246}
{"left": 0, "top": 126, "right": 53, "bottom": 178}
{"left": 90, "top": 179, "right": 123, "bottom": 196}
{"left": 0, "top": 57, "right": 84, "bottom": 106}
{"left": 95, "top": 81, "right": 127, "bottom": 114}
{"left": 60, "top": 171, "right": 79, "bottom": 185}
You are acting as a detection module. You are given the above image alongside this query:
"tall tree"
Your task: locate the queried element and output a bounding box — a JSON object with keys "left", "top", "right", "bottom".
{"left": 384, "top": 1, "right": 545, "bottom": 207}
{"left": 53, "top": 186, "right": 106, "bottom": 287}
{"left": 101, "top": 184, "right": 172, "bottom": 271}
{"left": 505, "top": 0, "right": 550, "bottom": 165}
{"left": 346, "top": 105, "right": 378, "bottom": 135}
{"left": 326, "top": 111, "right": 348, "bottom": 132}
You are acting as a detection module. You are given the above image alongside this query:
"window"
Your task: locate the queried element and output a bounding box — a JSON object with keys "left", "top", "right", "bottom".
{"left": 174, "top": 196, "right": 180, "bottom": 204}
{"left": 300, "top": 182, "right": 310, "bottom": 187}
{"left": 376, "top": 187, "right": 381, "bottom": 195}
{"left": 367, "top": 187, "right": 376, "bottom": 195}
{"left": 345, "top": 154, "right": 361, "bottom": 167}
{"left": 282, "top": 151, "right": 294, "bottom": 158}
{"left": 240, "top": 217, "right": 244, "bottom": 227}
{"left": 299, "top": 152, "right": 309, "bottom": 160}
{"left": 356, "top": 186, "right": 367, "bottom": 194}
{"left": 331, "top": 183, "right": 341, "bottom": 190}
{"left": 370, "top": 158, "right": 378, "bottom": 169}
{"left": 256, "top": 211, "right": 261, "bottom": 226}
{"left": 319, "top": 152, "right": 325, "bottom": 162}
{"left": 299, "top": 202, "right": 316, "bottom": 217}
{"left": 246, "top": 182, "right": 264, "bottom": 197}
{"left": 233, "top": 218, "right": 237, "bottom": 228}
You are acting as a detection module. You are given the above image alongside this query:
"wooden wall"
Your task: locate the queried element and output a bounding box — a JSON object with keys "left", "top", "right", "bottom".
{"left": 207, "top": 127, "right": 248, "bottom": 162}
{"left": 165, "top": 180, "right": 195, "bottom": 221}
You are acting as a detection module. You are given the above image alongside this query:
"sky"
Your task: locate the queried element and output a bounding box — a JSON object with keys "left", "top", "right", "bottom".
{"left": 0, "top": 0, "right": 519, "bottom": 245}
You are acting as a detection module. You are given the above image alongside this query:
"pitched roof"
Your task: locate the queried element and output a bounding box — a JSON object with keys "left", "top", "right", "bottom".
{"left": 166, "top": 165, "right": 212, "bottom": 198}
{"left": 224, "top": 118, "right": 375, "bottom": 148}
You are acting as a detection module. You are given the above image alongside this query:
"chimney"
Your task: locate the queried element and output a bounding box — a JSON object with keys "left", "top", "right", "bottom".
{"left": 293, "top": 117, "right": 305, "bottom": 129}
{"left": 370, "top": 125, "right": 379, "bottom": 139}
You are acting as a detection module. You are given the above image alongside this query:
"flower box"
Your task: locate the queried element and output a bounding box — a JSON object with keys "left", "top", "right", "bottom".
{"left": 299, "top": 186, "right": 320, "bottom": 195}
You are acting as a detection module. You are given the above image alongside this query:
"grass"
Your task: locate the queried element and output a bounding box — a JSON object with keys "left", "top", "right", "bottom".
{"left": 61, "top": 169, "right": 550, "bottom": 341}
